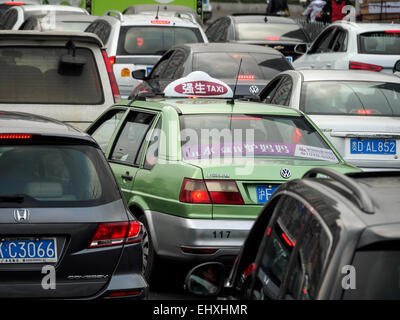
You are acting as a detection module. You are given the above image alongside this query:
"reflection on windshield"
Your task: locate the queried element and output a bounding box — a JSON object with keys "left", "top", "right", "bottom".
{"left": 235, "top": 23, "right": 308, "bottom": 42}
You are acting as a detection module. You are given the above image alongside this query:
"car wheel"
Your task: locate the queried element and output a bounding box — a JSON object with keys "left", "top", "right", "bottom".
{"left": 139, "top": 215, "right": 158, "bottom": 285}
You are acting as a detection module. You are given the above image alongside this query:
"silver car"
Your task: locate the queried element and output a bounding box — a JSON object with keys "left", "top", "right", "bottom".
{"left": 259, "top": 69, "right": 400, "bottom": 171}
{"left": 85, "top": 11, "right": 208, "bottom": 100}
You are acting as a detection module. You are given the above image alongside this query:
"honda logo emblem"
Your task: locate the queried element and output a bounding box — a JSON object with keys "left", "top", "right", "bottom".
{"left": 14, "top": 209, "right": 30, "bottom": 222}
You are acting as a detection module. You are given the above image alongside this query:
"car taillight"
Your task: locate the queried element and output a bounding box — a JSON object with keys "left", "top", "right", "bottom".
{"left": 109, "top": 56, "right": 115, "bottom": 65}
{"left": 0, "top": 134, "right": 32, "bottom": 139}
{"left": 89, "top": 221, "right": 142, "bottom": 248}
{"left": 356, "top": 109, "right": 373, "bottom": 115}
{"left": 349, "top": 61, "right": 383, "bottom": 72}
{"left": 101, "top": 50, "right": 121, "bottom": 102}
{"left": 179, "top": 178, "right": 244, "bottom": 205}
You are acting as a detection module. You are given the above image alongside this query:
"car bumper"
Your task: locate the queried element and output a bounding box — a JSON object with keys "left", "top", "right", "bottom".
{"left": 145, "top": 210, "right": 254, "bottom": 262}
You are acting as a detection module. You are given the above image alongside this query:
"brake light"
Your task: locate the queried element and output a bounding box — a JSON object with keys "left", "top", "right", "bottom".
{"left": 206, "top": 180, "right": 244, "bottom": 205}
{"left": 386, "top": 30, "right": 400, "bottom": 33}
{"left": 179, "top": 178, "right": 244, "bottom": 205}
{"left": 266, "top": 36, "right": 280, "bottom": 41}
{"left": 238, "top": 75, "right": 255, "bottom": 80}
{"left": 89, "top": 221, "right": 142, "bottom": 248}
{"left": 101, "top": 50, "right": 121, "bottom": 102}
{"left": 4, "top": 2, "right": 24, "bottom": 4}
{"left": 151, "top": 20, "right": 170, "bottom": 24}
{"left": 0, "top": 134, "right": 32, "bottom": 139}
{"left": 349, "top": 61, "right": 383, "bottom": 72}
{"left": 356, "top": 109, "right": 373, "bottom": 115}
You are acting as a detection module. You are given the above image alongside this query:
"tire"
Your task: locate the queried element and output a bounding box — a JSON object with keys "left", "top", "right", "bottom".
{"left": 139, "top": 215, "right": 158, "bottom": 285}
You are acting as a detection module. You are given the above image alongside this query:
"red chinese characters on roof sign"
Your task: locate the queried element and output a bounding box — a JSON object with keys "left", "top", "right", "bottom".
{"left": 174, "top": 81, "right": 229, "bottom": 96}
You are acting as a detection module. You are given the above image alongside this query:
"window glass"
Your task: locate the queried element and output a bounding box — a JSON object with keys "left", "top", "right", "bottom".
{"left": 205, "top": 20, "right": 219, "bottom": 41}
{"left": 0, "top": 9, "right": 18, "bottom": 30}
{"left": 180, "top": 114, "right": 338, "bottom": 163}
{"left": 270, "top": 76, "right": 292, "bottom": 105}
{"left": 117, "top": 26, "right": 203, "bottom": 56}
{"left": 162, "top": 50, "right": 186, "bottom": 80}
{"left": 0, "top": 144, "right": 120, "bottom": 207}
{"left": 0, "top": 47, "right": 103, "bottom": 104}
{"left": 90, "top": 110, "right": 126, "bottom": 153}
{"left": 193, "top": 52, "right": 291, "bottom": 81}
{"left": 331, "top": 30, "right": 348, "bottom": 52}
{"left": 311, "top": 28, "right": 335, "bottom": 54}
{"left": 150, "top": 51, "right": 174, "bottom": 79}
{"left": 235, "top": 23, "right": 308, "bottom": 42}
{"left": 301, "top": 81, "right": 400, "bottom": 116}
{"left": 359, "top": 31, "right": 400, "bottom": 55}
{"left": 110, "top": 111, "right": 155, "bottom": 165}
{"left": 144, "top": 117, "right": 162, "bottom": 170}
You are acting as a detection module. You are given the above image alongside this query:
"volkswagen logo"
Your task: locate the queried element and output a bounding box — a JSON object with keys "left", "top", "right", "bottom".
{"left": 280, "top": 168, "right": 291, "bottom": 179}
{"left": 249, "top": 85, "right": 259, "bottom": 95}
{"left": 14, "top": 209, "right": 30, "bottom": 222}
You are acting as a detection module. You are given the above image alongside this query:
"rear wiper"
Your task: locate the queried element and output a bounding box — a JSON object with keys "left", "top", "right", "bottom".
{"left": 0, "top": 194, "right": 25, "bottom": 203}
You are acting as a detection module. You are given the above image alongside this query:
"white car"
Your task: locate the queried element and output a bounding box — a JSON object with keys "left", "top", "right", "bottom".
{"left": 0, "top": 4, "right": 89, "bottom": 30}
{"left": 259, "top": 69, "right": 400, "bottom": 171}
{"left": 85, "top": 11, "right": 208, "bottom": 100}
{"left": 293, "top": 21, "right": 400, "bottom": 73}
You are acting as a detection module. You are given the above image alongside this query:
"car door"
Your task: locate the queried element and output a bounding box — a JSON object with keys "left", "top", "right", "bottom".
{"left": 247, "top": 195, "right": 310, "bottom": 300}
{"left": 293, "top": 27, "right": 337, "bottom": 70}
{"left": 108, "top": 109, "right": 157, "bottom": 202}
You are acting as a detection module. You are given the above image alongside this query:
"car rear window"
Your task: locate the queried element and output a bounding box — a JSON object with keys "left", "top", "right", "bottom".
{"left": 117, "top": 26, "right": 203, "bottom": 56}
{"left": 180, "top": 114, "right": 338, "bottom": 162}
{"left": 0, "top": 46, "right": 104, "bottom": 104}
{"left": 343, "top": 242, "right": 400, "bottom": 299}
{"left": 235, "top": 23, "right": 308, "bottom": 42}
{"left": 42, "top": 20, "right": 93, "bottom": 32}
{"left": 0, "top": 143, "right": 120, "bottom": 207}
{"left": 192, "top": 52, "right": 292, "bottom": 81}
{"left": 359, "top": 31, "right": 400, "bottom": 55}
{"left": 301, "top": 81, "right": 400, "bottom": 116}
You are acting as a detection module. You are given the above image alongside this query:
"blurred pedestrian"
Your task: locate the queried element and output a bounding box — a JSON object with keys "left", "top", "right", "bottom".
{"left": 323, "top": 0, "right": 352, "bottom": 23}
{"left": 302, "top": 0, "right": 327, "bottom": 22}
{"left": 266, "top": 0, "right": 290, "bottom": 17}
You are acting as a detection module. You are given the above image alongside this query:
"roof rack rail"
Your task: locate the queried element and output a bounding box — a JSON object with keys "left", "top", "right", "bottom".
{"left": 303, "top": 168, "right": 374, "bottom": 214}
{"left": 104, "top": 10, "right": 124, "bottom": 21}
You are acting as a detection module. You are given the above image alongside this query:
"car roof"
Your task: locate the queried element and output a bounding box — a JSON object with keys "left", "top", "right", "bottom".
{"left": 119, "top": 99, "right": 301, "bottom": 116}
{"left": 332, "top": 20, "right": 400, "bottom": 33}
{"left": 0, "top": 111, "right": 94, "bottom": 142}
{"left": 45, "top": 14, "right": 98, "bottom": 22}
{"left": 290, "top": 69, "right": 400, "bottom": 83}
{"left": 17, "top": 4, "right": 88, "bottom": 14}
{"left": 173, "top": 42, "right": 283, "bottom": 55}
{"left": 231, "top": 15, "right": 298, "bottom": 24}
{"left": 0, "top": 30, "right": 104, "bottom": 48}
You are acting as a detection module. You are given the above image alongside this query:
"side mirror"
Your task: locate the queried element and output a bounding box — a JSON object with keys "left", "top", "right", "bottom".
{"left": 184, "top": 262, "right": 226, "bottom": 297}
{"left": 132, "top": 69, "right": 147, "bottom": 80}
{"left": 294, "top": 43, "right": 309, "bottom": 55}
{"left": 394, "top": 60, "right": 400, "bottom": 73}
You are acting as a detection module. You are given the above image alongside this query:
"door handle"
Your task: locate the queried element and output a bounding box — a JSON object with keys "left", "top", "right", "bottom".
{"left": 121, "top": 172, "right": 133, "bottom": 181}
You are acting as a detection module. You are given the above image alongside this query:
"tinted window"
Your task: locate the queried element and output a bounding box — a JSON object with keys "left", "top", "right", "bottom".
{"left": 0, "top": 47, "right": 103, "bottom": 104}
{"left": 110, "top": 111, "right": 155, "bottom": 164}
{"left": 331, "top": 30, "right": 348, "bottom": 52}
{"left": 149, "top": 51, "right": 174, "bottom": 79}
{"left": 0, "top": 144, "right": 120, "bottom": 207}
{"left": 0, "top": 9, "right": 18, "bottom": 30}
{"left": 270, "top": 76, "right": 292, "bottom": 105}
{"left": 163, "top": 50, "right": 186, "bottom": 80}
{"left": 343, "top": 242, "right": 400, "bottom": 299}
{"left": 180, "top": 114, "right": 338, "bottom": 162}
{"left": 90, "top": 110, "right": 126, "bottom": 153}
{"left": 144, "top": 117, "right": 162, "bottom": 170}
{"left": 310, "top": 28, "right": 335, "bottom": 54}
{"left": 359, "top": 31, "right": 400, "bottom": 55}
{"left": 235, "top": 23, "right": 308, "bottom": 42}
{"left": 85, "top": 20, "right": 112, "bottom": 44}
{"left": 117, "top": 26, "right": 203, "bottom": 56}
{"left": 301, "top": 81, "right": 400, "bottom": 116}
{"left": 192, "top": 52, "right": 291, "bottom": 81}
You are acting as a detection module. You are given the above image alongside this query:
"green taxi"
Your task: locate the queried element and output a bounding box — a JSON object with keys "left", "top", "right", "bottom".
{"left": 87, "top": 72, "right": 361, "bottom": 283}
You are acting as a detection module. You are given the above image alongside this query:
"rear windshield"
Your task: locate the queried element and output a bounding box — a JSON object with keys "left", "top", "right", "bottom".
{"left": 343, "top": 243, "right": 400, "bottom": 299}
{"left": 180, "top": 114, "right": 338, "bottom": 162}
{"left": 0, "top": 46, "right": 104, "bottom": 104}
{"left": 0, "top": 143, "right": 120, "bottom": 207}
{"left": 117, "top": 26, "right": 203, "bottom": 56}
{"left": 235, "top": 23, "right": 308, "bottom": 42}
{"left": 359, "top": 31, "right": 400, "bottom": 55}
{"left": 192, "top": 52, "right": 292, "bottom": 81}
{"left": 301, "top": 81, "right": 400, "bottom": 116}
{"left": 42, "top": 21, "right": 92, "bottom": 32}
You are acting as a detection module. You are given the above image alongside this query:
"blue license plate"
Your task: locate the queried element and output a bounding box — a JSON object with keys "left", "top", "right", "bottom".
{"left": 0, "top": 238, "right": 57, "bottom": 263}
{"left": 256, "top": 185, "right": 279, "bottom": 204}
{"left": 350, "top": 139, "right": 396, "bottom": 155}
{"left": 146, "top": 67, "right": 152, "bottom": 76}
{"left": 285, "top": 56, "right": 293, "bottom": 63}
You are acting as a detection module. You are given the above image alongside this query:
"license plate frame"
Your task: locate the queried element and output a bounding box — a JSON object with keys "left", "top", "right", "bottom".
{"left": 256, "top": 185, "right": 279, "bottom": 204}
{"left": 0, "top": 237, "right": 57, "bottom": 264}
{"left": 350, "top": 139, "right": 397, "bottom": 155}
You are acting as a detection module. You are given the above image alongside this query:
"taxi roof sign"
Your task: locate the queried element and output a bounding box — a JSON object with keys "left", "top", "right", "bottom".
{"left": 163, "top": 71, "right": 233, "bottom": 99}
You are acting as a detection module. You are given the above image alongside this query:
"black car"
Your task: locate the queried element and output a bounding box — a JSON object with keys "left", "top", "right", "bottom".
{"left": 185, "top": 168, "right": 400, "bottom": 300}
{"left": 129, "top": 42, "right": 293, "bottom": 99}
{"left": 0, "top": 112, "right": 147, "bottom": 299}
{"left": 205, "top": 14, "right": 310, "bottom": 62}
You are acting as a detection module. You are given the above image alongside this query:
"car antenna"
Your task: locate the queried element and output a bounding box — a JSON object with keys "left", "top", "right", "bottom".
{"left": 155, "top": 6, "right": 160, "bottom": 19}
{"left": 227, "top": 57, "right": 243, "bottom": 106}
